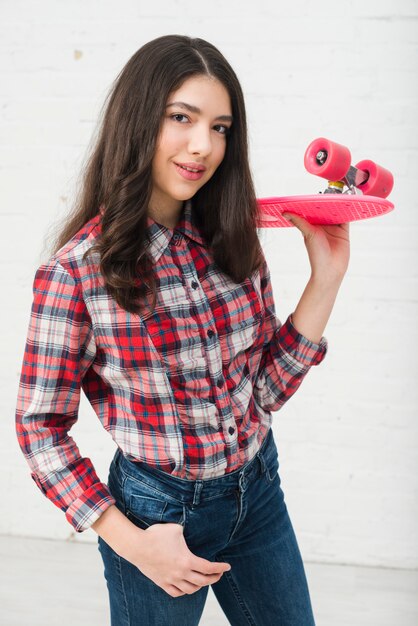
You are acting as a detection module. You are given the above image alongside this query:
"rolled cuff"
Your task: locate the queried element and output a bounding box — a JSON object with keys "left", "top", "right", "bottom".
{"left": 276, "top": 314, "right": 328, "bottom": 367}
{"left": 65, "top": 482, "right": 117, "bottom": 533}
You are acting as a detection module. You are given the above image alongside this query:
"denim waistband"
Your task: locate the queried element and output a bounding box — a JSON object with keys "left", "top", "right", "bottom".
{"left": 114, "top": 428, "right": 276, "bottom": 503}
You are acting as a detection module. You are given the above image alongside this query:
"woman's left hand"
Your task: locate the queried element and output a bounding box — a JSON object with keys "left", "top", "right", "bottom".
{"left": 282, "top": 212, "right": 350, "bottom": 283}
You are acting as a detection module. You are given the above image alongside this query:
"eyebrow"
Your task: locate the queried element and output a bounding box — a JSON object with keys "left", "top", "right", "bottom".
{"left": 166, "top": 101, "right": 233, "bottom": 123}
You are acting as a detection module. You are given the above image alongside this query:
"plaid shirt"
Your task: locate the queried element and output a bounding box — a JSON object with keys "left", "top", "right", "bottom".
{"left": 15, "top": 200, "right": 328, "bottom": 533}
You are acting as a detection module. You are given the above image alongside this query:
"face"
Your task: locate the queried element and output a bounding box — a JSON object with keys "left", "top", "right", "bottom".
{"left": 149, "top": 74, "right": 233, "bottom": 227}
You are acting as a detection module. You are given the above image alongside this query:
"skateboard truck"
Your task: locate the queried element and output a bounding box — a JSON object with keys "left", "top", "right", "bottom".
{"left": 314, "top": 150, "right": 366, "bottom": 194}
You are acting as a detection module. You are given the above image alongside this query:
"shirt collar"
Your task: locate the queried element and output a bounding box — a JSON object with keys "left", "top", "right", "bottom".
{"left": 96, "top": 199, "right": 206, "bottom": 265}
{"left": 145, "top": 199, "right": 205, "bottom": 263}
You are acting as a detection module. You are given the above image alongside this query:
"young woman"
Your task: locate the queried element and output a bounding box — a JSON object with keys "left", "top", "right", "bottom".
{"left": 15, "top": 35, "right": 349, "bottom": 625}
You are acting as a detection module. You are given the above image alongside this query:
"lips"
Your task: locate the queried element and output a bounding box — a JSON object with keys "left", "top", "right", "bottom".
{"left": 174, "top": 163, "right": 206, "bottom": 181}
{"left": 175, "top": 162, "right": 207, "bottom": 172}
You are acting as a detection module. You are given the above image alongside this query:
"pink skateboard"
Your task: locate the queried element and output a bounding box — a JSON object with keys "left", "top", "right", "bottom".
{"left": 256, "top": 137, "right": 394, "bottom": 227}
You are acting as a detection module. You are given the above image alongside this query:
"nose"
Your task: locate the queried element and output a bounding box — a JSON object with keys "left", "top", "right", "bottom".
{"left": 188, "top": 123, "right": 212, "bottom": 156}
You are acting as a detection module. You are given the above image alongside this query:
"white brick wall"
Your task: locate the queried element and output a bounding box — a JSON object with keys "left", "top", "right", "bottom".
{"left": 2, "top": 0, "right": 417, "bottom": 569}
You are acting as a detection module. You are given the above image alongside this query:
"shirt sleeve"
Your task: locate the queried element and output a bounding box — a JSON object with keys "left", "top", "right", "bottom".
{"left": 253, "top": 252, "right": 328, "bottom": 413}
{"left": 15, "top": 259, "right": 116, "bottom": 532}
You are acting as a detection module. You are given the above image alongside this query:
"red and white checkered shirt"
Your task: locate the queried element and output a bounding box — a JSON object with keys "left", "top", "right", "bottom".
{"left": 15, "top": 200, "right": 328, "bottom": 532}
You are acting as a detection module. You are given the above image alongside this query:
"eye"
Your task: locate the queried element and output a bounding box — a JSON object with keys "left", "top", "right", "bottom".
{"left": 170, "top": 113, "right": 189, "bottom": 123}
{"left": 214, "top": 124, "right": 231, "bottom": 136}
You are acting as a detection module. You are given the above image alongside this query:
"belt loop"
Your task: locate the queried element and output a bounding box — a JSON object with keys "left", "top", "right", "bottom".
{"left": 114, "top": 447, "right": 122, "bottom": 469}
{"left": 192, "top": 480, "right": 203, "bottom": 507}
{"left": 238, "top": 470, "right": 246, "bottom": 493}
{"left": 257, "top": 451, "right": 267, "bottom": 476}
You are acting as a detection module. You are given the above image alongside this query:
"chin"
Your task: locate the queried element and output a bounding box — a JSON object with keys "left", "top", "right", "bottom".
{"left": 173, "top": 190, "right": 198, "bottom": 202}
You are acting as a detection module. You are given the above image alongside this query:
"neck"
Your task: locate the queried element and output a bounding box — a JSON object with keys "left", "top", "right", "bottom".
{"left": 148, "top": 202, "right": 184, "bottom": 229}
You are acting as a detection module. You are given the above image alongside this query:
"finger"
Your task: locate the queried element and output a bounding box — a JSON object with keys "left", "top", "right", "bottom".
{"left": 323, "top": 222, "right": 350, "bottom": 239}
{"left": 282, "top": 212, "right": 315, "bottom": 239}
{"left": 178, "top": 580, "right": 202, "bottom": 594}
{"left": 188, "top": 571, "right": 224, "bottom": 587}
{"left": 166, "top": 584, "right": 186, "bottom": 597}
{"left": 192, "top": 555, "right": 231, "bottom": 574}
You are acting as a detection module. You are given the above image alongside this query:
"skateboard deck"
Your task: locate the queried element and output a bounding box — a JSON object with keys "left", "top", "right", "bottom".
{"left": 256, "top": 194, "right": 394, "bottom": 228}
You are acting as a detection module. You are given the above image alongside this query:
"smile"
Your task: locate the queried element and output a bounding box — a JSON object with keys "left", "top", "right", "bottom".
{"left": 174, "top": 163, "right": 206, "bottom": 181}
{"left": 179, "top": 165, "right": 200, "bottom": 172}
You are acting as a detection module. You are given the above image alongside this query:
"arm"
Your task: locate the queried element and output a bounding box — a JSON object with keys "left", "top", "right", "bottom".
{"left": 15, "top": 259, "right": 116, "bottom": 533}
{"left": 283, "top": 210, "right": 350, "bottom": 343}
{"left": 253, "top": 257, "right": 328, "bottom": 413}
{"left": 16, "top": 259, "right": 231, "bottom": 596}
{"left": 91, "top": 504, "right": 143, "bottom": 556}
{"left": 253, "top": 215, "right": 349, "bottom": 413}
{"left": 291, "top": 275, "right": 343, "bottom": 344}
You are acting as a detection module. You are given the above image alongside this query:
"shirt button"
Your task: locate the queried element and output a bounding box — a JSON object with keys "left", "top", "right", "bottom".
{"left": 217, "top": 378, "right": 224, "bottom": 388}
{"left": 207, "top": 329, "right": 215, "bottom": 338}
{"left": 228, "top": 426, "right": 235, "bottom": 435}
{"left": 191, "top": 280, "right": 198, "bottom": 289}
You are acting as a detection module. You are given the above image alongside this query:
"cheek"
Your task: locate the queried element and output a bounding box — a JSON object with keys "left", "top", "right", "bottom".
{"left": 214, "top": 140, "right": 227, "bottom": 167}
{"left": 160, "top": 124, "right": 185, "bottom": 154}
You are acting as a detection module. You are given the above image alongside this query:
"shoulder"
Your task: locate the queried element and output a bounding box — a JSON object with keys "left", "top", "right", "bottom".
{"left": 43, "top": 214, "right": 102, "bottom": 285}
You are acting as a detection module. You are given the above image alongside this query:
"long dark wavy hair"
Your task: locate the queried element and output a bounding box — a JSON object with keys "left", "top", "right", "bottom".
{"left": 49, "top": 34, "right": 263, "bottom": 315}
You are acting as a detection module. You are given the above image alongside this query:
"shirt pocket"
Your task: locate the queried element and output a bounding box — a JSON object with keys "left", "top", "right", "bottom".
{"left": 209, "top": 274, "right": 264, "bottom": 358}
{"left": 140, "top": 277, "right": 207, "bottom": 371}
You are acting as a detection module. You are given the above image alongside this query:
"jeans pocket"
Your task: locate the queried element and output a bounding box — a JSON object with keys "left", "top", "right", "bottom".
{"left": 124, "top": 477, "right": 187, "bottom": 531}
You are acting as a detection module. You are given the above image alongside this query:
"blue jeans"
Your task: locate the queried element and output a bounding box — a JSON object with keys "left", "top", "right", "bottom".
{"left": 97, "top": 428, "right": 316, "bottom": 625}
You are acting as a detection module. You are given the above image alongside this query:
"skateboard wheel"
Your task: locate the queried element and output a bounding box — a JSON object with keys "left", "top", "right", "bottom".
{"left": 355, "top": 159, "right": 394, "bottom": 198}
{"left": 304, "top": 137, "right": 351, "bottom": 181}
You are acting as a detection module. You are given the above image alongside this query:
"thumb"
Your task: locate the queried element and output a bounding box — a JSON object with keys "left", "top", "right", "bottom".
{"left": 282, "top": 212, "right": 314, "bottom": 239}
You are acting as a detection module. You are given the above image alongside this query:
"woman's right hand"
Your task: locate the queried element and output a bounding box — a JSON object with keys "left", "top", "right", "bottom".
{"left": 127, "top": 522, "right": 231, "bottom": 597}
